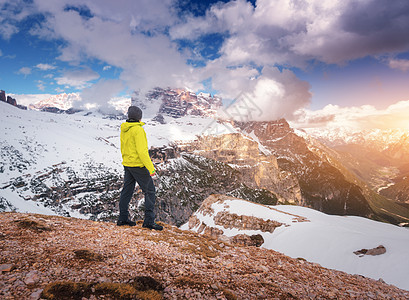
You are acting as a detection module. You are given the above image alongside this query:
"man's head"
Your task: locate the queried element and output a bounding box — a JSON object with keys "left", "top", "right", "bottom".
{"left": 128, "top": 106, "right": 142, "bottom": 121}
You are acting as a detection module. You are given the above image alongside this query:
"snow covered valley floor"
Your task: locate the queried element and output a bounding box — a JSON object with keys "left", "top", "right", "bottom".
{"left": 182, "top": 196, "right": 409, "bottom": 291}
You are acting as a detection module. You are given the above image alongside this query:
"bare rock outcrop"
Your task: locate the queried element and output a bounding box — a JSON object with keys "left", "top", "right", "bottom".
{"left": 214, "top": 211, "right": 282, "bottom": 232}
{"left": 187, "top": 194, "right": 302, "bottom": 248}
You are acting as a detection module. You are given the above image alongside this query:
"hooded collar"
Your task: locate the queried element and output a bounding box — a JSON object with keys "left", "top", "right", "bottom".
{"left": 126, "top": 119, "right": 145, "bottom": 125}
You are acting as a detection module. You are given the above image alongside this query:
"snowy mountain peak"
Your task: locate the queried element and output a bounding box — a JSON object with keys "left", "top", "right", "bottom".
{"left": 29, "top": 93, "right": 81, "bottom": 111}
{"left": 303, "top": 126, "right": 409, "bottom": 151}
{"left": 153, "top": 87, "right": 222, "bottom": 118}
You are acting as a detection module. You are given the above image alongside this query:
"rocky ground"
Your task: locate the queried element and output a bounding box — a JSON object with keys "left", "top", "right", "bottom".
{"left": 0, "top": 212, "right": 408, "bottom": 299}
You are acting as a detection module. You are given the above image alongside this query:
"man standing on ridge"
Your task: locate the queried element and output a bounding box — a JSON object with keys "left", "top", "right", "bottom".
{"left": 117, "top": 106, "right": 163, "bottom": 231}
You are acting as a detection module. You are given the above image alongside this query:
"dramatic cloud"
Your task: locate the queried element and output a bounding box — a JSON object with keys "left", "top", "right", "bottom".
{"left": 30, "top": 0, "right": 194, "bottom": 97}
{"left": 3, "top": 0, "right": 409, "bottom": 122}
{"left": 170, "top": 0, "right": 409, "bottom": 120}
{"left": 56, "top": 68, "right": 100, "bottom": 89}
{"left": 173, "top": 0, "right": 409, "bottom": 65}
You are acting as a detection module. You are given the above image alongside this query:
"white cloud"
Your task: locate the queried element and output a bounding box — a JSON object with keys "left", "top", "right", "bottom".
{"left": 388, "top": 59, "right": 409, "bottom": 72}
{"left": 36, "top": 80, "right": 45, "bottom": 91}
{"left": 0, "top": 0, "right": 36, "bottom": 39}
{"left": 219, "top": 67, "right": 311, "bottom": 121}
{"left": 102, "top": 65, "right": 111, "bottom": 71}
{"left": 0, "top": 22, "right": 18, "bottom": 40}
{"left": 17, "top": 67, "right": 32, "bottom": 76}
{"left": 36, "top": 63, "right": 56, "bottom": 71}
{"left": 56, "top": 68, "right": 100, "bottom": 89}
{"left": 79, "top": 78, "right": 124, "bottom": 113}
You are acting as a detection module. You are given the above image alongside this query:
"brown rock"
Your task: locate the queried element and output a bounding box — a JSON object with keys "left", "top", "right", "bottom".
{"left": 354, "top": 245, "right": 386, "bottom": 256}
{"left": 0, "top": 90, "right": 6, "bottom": 102}
{"left": 24, "top": 270, "right": 39, "bottom": 285}
{"left": 0, "top": 264, "right": 15, "bottom": 273}
{"left": 231, "top": 234, "right": 264, "bottom": 247}
{"left": 366, "top": 245, "right": 386, "bottom": 256}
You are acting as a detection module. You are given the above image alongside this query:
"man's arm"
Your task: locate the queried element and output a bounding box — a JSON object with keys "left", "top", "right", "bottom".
{"left": 134, "top": 128, "right": 156, "bottom": 175}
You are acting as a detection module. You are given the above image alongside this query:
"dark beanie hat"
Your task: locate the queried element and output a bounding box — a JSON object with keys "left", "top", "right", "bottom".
{"left": 128, "top": 106, "right": 142, "bottom": 120}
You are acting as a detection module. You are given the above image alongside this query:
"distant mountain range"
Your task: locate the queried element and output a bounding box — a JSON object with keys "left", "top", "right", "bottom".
{"left": 1, "top": 87, "right": 409, "bottom": 227}
{"left": 302, "top": 126, "right": 409, "bottom": 208}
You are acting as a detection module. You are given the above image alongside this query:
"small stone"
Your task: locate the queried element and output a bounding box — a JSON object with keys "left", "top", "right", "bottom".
{"left": 0, "top": 264, "right": 15, "bottom": 273}
{"left": 29, "top": 288, "right": 43, "bottom": 299}
{"left": 24, "top": 270, "right": 39, "bottom": 285}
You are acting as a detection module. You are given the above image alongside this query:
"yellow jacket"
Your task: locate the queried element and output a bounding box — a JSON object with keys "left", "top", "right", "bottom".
{"left": 120, "top": 121, "right": 155, "bottom": 174}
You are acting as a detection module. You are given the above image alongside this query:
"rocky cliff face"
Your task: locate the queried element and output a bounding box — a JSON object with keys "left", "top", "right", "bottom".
{"left": 235, "top": 119, "right": 373, "bottom": 218}
{"left": 0, "top": 90, "right": 26, "bottom": 110}
{"left": 184, "top": 133, "right": 301, "bottom": 204}
{"left": 1, "top": 212, "right": 408, "bottom": 299}
{"left": 148, "top": 87, "right": 222, "bottom": 118}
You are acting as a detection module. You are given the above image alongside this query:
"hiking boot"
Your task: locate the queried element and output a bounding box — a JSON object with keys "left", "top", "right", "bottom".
{"left": 117, "top": 219, "right": 136, "bottom": 226}
{"left": 142, "top": 222, "right": 163, "bottom": 231}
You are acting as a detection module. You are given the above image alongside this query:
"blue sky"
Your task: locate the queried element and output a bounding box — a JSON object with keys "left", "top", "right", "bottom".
{"left": 1, "top": 0, "right": 409, "bottom": 127}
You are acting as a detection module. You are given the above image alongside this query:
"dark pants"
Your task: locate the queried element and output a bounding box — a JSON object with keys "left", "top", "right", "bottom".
{"left": 118, "top": 166, "right": 156, "bottom": 225}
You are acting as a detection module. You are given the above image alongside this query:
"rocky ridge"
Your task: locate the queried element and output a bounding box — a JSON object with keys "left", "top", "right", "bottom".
{"left": 234, "top": 120, "right": 393, "bottom": 221}
{"left": 1, "top": 211, "right": 408, "bottom": 299}
{"left": 148, "top": 87, "right": 222, "bottom": 118}
{"left": 183, "top": 133, "right": 301, "bottom": 204}
{"left": 0, "top": 90, "right": 26, "bottom": 110}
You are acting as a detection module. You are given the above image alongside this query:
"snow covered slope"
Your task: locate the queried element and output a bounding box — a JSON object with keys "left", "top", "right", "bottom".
{"left": 182, "top": 196, "right": 409, "bottom": 291}
{"left": 0, "top": 101, "right": 217, "bottom": 215}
